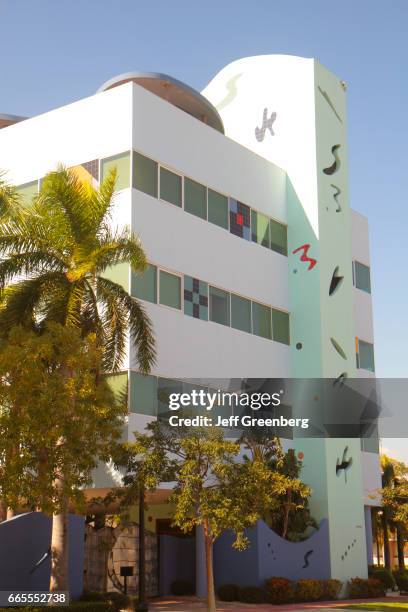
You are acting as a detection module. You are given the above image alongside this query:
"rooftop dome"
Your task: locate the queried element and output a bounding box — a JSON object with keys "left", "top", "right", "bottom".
{"left": 97, "top": 71, "right": 224, "bottom": 134}
{"left": 0, "top": 113, "right": 27, "bottom": 129}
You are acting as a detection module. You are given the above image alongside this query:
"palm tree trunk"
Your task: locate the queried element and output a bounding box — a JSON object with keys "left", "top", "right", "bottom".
{"left": 49, "top": 498, "right": 69, "bottom": 592}
{"left": 0, "top": 500, "right": 6, "bottom": 522}
{"left": 204, "top": 520, "right": 216, "bottom": 612}
{"left": 397, "top": 523, "right": 405, "bottom": 569}
{"left": 6, "top": 507, "right": 15, "bottom": 520}
{"left": 382, "top": 511, "right": 391, "bottom": 569}
{"left": 282, "top": 489, "right": 292, "bottom": 540}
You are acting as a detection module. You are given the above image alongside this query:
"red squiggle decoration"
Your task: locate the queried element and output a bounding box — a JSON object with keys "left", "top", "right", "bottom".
{"left": 292, "top": 244, "right": 317, "bottom": 270}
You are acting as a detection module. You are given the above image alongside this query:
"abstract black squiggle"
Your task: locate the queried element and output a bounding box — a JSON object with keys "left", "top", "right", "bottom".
{"left": 318, "top": 86, "right": 342, "bottom": 123}
{"left": 329, "top": 266, "right": 343, "bottom": 295}
{"left": 29, "top": 547, "right": 51, "bottom": 574}
{"left": 216, "top": 73, "right": 242, "bottom": 111}
{"left": 330, "top": 184, "right": 342, "bottom": 212}
{"left": 302, "top": 550, "right": 314, "bottom": 568}
{"left": 255, "top": 108, "right": 277, "bottom": 141}
{"left": 323, "top": 145, "right": 341, "bottom": 175}
{"left": 330, "top": 337, "right": 347, "bottom": 360}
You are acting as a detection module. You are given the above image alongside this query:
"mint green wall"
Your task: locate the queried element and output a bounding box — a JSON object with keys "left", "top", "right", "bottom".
{"left": 289, "top": 61, "right": 367, "bottom": 580}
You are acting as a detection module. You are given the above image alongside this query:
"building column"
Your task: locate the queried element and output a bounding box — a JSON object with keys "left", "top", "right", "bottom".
{"left": 195, "top": 525, "right": 207, "bottom": 597}
{"left": 364, "top": 506, "right": 374, "bottom": 567}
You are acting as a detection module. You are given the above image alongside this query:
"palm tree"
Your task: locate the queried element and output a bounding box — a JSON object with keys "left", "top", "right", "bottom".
{"left": 0, "top": 167, "right": 156, "bottom": 590}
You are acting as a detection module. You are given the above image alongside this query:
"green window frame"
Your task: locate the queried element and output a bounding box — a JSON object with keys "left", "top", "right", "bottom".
{"left": 209, "top": 286, "right": 230, "bottom": 327}
{"left": 358, "top": 340, "right": 375, "bottom": 372}
{"left": 208, "top": 189, "right": 228, "bottom": 229}
{"left": 159, "top": 270, "right": 181, "bottom": 309}
{"left": 160, "top": 166, "right": 182, "bottom": 207}
{"left": 130, "top": 372, "right": 158, "bottom": 416}
{"left": 133, "top": 151, "right": 158, "bottom": 197}
{"left": 101, "top": 152, "right": 131, "bottom": 191}
{"left": 231, "top": 294, "right": 252, "bottom": 333}
{"left": 354, "top": 261, "right": 371, "bottom": 293}
{"left": 131, "top": 264, "right": 157, "bottom": 303}
{"left": 251, "top": 210, "right": 270, "bottom": 248}
{"left": 270, "top": 219, "right": 288, "bottom": 256}
{"left": 272, "top": 309, "right": 290, "bottom": 345}
{"left": 184, "top": 177, "right": 207, "bottom": 220}
{"left": 252, "top": 301, "right": 272, "bottom": 339}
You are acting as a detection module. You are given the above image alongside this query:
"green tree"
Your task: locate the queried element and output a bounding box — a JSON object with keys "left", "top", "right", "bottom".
{"left": 0, "top": 168, "right": 156, "bottom": 590}
{"left": 0, "top": 324, "right": 127, "bottom": 586}
{"left": 381, "top": 455, "right": 408, "bottom": 569}
{"left": 120, "top": 422, "right": 288, "bottom": 612}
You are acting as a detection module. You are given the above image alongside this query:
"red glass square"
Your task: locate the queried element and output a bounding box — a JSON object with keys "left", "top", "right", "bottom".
{"left": 236, "top": 213, "right": 243, "bottom": 226}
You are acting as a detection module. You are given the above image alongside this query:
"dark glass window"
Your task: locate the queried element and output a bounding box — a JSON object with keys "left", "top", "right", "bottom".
{"left": 270, "top": 219, "right": 288, "bottom": 256}
{"left": 131, "top": 264, "right": 157, "bottom": 303}
{"left": 133, "top": 152, "right": 158, "bottom": 197}
{"left": 231, "top": 294, "right": 252, "bottom": 333}
{"left": 160, "top": 167, "right": 182, "bottom": 207}
{"left": 252, "top": 302, "right": 272, "bottom": 339}
{"left": 208, "top": 189, "right": 228, "bottom": 229}
{"left": 209, "top": 287, "right": 230, "bottom": 326}
{"left": 184, "top": 177, "right": 207, "bottom": 220}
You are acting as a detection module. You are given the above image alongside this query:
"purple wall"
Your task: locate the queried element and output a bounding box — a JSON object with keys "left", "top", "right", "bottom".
{"left": 0, "top": 512, "right": 84, "bottom": 599}
{"left": 159, "top": 535, "right": 195, "bottom": 596}
{"left": 213, "top": 519, "right": 330, "bottom": 588}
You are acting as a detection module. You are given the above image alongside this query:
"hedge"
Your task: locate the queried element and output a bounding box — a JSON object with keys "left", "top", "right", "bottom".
{"left": 0, "top": 603, "right": 116, "bottom": 612}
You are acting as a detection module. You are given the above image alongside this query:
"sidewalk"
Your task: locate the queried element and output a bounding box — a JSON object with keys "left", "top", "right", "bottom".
{"left": 149, "top": 595, "right": 408, "bottom": 611}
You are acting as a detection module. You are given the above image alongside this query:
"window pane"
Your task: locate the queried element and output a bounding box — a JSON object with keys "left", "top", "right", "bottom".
{"left": 106, "top": 372, "right": 128, "bottom": 400}
{"left": 208, "top": 189, "right": 228, "bottom": 229}
{"left": 184, "top": 275, "right": 208, "bottom": 320}
{"left": 130, "top": 372, "right": 157, "bottom": 415}
{"left": 251, "top": 210, "right": 270, "bottom": 248}
{"left": 104, "top": 263, "right": 129, "bottom": 292}
{"left": 160, "top": 167, "right": 182, "bottom": 207}
{"left": 101, "top": 152, "right": 130, "bottom": 191}
{"left": 17, "top": 181, "right": 38, "bottom": 206}
{"left": 272, "top": 309, "right": 290, "bottom": 345}
{"left": 158, "top": 377, "right": 182, "bottom": 417}
{"left": 231, "top": 294, "right": 251, "bottom": 333}
{"left": 159, "top": 270, "right": 181, "bottom": 309}
{"left": 229, "top": 198, "right": 251, "bottom": 241}
{"left": 131, "top": 264, "right": 157, "bottom": 303}
{"left": 358, "top": 340, "right": 375, "bottom": 372}
{"left": 184, "top": 177, "right": 206, "bottom": 220}
{"left": 354, "top": 261, "right": 371, "bottom": 293}
{"left": 252, "top": 302, "right": 272, "bottom": 339}
{"left": 209, "top": 287, "right": 230, "bottom": 326}
{"left": 133, "top": 151, "right": 157, "bottom": 197}
{"left": 270, "top": 219, "right": 287, "bottom": 255}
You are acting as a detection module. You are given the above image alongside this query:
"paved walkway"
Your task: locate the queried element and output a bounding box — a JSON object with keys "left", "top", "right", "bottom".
{"left": 148, "top": 595, "right": 408, "bottom": 611}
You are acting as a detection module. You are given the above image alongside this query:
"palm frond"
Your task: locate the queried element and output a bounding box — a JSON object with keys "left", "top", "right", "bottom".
{"left": 0, "top": 251, "right": 66, "bottom": 288}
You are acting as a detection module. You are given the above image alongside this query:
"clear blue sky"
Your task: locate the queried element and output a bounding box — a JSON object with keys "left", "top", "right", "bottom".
{"left": 1, "top": 0, "right": 407, "bottom": 382}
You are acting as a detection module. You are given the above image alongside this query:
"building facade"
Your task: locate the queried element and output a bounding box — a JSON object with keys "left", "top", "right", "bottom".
{"left": 0, "top": 55, "right": 380, "bottom": 588}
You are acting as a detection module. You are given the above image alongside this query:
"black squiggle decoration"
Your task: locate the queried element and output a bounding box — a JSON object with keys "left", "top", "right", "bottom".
{"left": 255, "top": 108, "right": 277, "bottom": 141}
{"left": 29, "top": 547, "right": 51, "bottom": 574}
{"left": 336, "top": 446, "right": 353, "bottom": 482}
{"left": 333, "top": 372, "right": 347, "bottom": 387}
{"left": 323, "top": 145, "right": 341, "bottom": 175}
{"left": 330, "top": 337, "right": 347, "bottom": 360}
{"left": 330, "top": 184, "right": 342, "bottom": 212}
{"left": 329, "top": 266, "right": 343, "bottom": 296}
{"left": 318, "top": 86, "right": 342, "bottom": 123}
{"left": 216, "top": 73, "right": 242, "bottom": 111}
{"left": 302, "top": 550, "right": 314, "bottom": 568}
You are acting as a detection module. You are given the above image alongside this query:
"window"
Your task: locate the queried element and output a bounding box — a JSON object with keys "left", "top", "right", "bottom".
{"left": 158, "top": 378, "right": 182, "bottom": 417}
{"left": 251, "top": 210, "right": 270, "bottom": 248}
{"left": 231, "top": 294, "right": 252, "bottom": 333}
{"left": 159, "top": 270, "right": 181, "bottom": 309}
{"left": 270, "top": 219, "right": 288, "bottom": 256}
{"left": 160, "top": 167, "right": 182, "bottom": 207}
{"left": 184, "top": 177, "right": 207, "bottom": 220}
{"left": 208, "top": 189, "right": 228, "bottom": 229}
{"left": 184, "top": 275, "right": 208, "bottom": 320}
{"left": 106, "top": 372, "right": 128, "bottom": 400}
{"left": 209, "top": 287, "right": 230, "bottom": 326}
{"left": 272, "top": 309, "right": 290, "bottom": 345}
{"left": 229, "top": 199, "right": 251, "bottom": 240}
{"left": 104, "top": 263, "right": 129, "bottom": 292}
{"left": 133, "top": 151, "right": 157, "bottom": 197}
{"left": 101, "top": 152, "right": 131, "bottom": 191}
{"left": 252, "top": 302, "right": 272, "bottom": 339}
{"left": 354, "top": 261, "right": 371, "bottom": 293}
{"left": 16, "top": 181, "right": 38, "bottom": 206}
{"left": 130, "top": 372, "right": 158, "bottom": 416}
{"left": 357, "top": 339, "right": 375, "bottom": 372}
{"left": 131, "top": 264, "right": 157, "bottom": 303}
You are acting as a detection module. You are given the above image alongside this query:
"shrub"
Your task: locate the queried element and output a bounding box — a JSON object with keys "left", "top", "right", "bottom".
{"left": 348, "top": 577, "right": 385, "bottom": 598}
{"left": 170, "top": 580, "right": 195, "bottom": 596}
{"left": 295, "top": 579, "right": 323, "bottom": 602}
{"left": 320, "top": 578, "right": 342, "bottom": 600}
{"left": 237, "top": 586, "right": 266, "bottom": 604}
{"left": 369, "top": 567, "right": 396, "bottom": 589}
{"left": 217, "top": 584, "right": 238, "bottom": 602}
{"left": 80, "top": 593, "right": 108, "bottom": 603}
{"left": 106, "top": 592, "right": 130, "bottom": 611}
{"left": 393, "top": 569, "right": 408, "bottom": 591}
{"left": 0, "top": 604, "right": 116, "bottom": 612}
{"left": 265, "top": 577, "right": 295, "bottom": 604}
